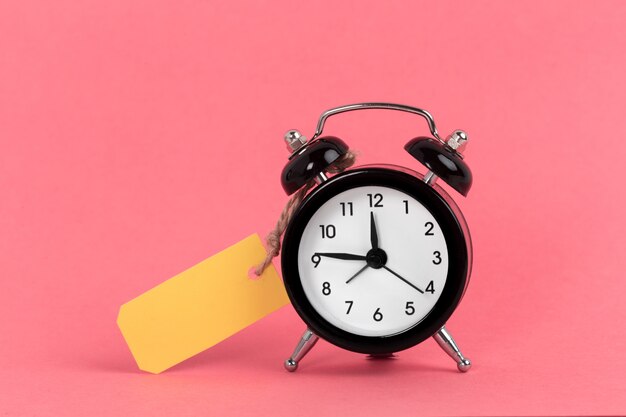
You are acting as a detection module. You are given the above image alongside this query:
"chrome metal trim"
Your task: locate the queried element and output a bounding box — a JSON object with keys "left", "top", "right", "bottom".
{"left": 315, "top": 171, "right": 329, "bottom": 184}
{"left": 311, "top": 103, "right": 442, "bottom": 142}
{"left": 423, "top": 170, "right": 438, "bottom": 185}
{"left": 433, "top": 326, "right": 471, "bottom": 372}
{"left": 284, "top": 328, "right": 319, "bottom": 372}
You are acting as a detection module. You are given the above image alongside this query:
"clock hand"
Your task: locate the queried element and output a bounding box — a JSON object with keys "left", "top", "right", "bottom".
{"left": 382, "top": 266, "right": 424, "bottom": 294}
{"left": 345, "top": 265, "right": 369, "bottom": 284}
{"left": 370, "top": 212, "right": 379, "bottom": 250}
{"left": 314, "top": 252, "right": 367, "bottom": 261}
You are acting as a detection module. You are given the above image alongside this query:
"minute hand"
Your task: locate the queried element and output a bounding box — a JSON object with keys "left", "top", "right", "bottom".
{"left": 382, "top": 266, "right": 424, "bottom": 294}
{"left": 314, "top": 252, "right": 367, "bottom": 261}
{"left": 370, "top": 212, "right": 379, "bottom": 250}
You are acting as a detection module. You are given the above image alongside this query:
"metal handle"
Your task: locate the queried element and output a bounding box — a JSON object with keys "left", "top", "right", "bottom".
{"left": 311, "top": 102, "right": 442, "bottom": 141}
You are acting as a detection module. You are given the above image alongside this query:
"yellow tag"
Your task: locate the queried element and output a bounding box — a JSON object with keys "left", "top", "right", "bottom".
{"left": 117, "top": 234, "right": 289, "bottom": 374}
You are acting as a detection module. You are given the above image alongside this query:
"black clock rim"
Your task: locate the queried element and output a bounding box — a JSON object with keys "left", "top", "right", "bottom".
{"left": 281, "top": 167, "right": 469, "bottom": 355}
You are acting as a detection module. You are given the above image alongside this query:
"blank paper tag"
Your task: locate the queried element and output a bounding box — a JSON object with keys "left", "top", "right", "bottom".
{"left": 117, "top": 234, "right": 289, "bottom": 374}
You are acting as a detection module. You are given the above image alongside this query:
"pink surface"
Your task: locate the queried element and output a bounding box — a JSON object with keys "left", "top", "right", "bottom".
{"left": 2, "top": 1, "right": 626, "bottom": 415}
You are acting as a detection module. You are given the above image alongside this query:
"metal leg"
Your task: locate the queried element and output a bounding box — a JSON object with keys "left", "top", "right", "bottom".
{"left": 284, "top": 328, "right": 319, "bottom": 372}
{"left": 433, "top": 325, "right": 472, "bottom": 372}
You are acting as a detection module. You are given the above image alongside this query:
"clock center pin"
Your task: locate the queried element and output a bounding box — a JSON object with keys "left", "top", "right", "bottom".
{"left": 366, "top": 248, "right": 388, "bottom": 269}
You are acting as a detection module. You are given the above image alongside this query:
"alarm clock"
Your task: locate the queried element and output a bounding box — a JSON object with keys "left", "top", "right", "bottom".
{"left": 278, "top": 103, "right": 473, "bottom": 372}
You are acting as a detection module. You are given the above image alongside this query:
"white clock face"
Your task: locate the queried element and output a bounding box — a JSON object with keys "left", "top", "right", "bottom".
{"left": 298, "top": 185, "right": 449, "bottom": 337}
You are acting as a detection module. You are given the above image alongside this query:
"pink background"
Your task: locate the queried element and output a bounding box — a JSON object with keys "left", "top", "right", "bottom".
{"left": 2, "top": 1, "right": 626, "bottom": 415}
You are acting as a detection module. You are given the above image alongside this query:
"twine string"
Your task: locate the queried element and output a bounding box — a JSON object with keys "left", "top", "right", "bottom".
{"left": 254, "top": 150, "right": 357, "bottom": 276}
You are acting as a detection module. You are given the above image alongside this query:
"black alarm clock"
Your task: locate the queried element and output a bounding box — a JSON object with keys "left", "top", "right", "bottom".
{"left": 278, "top": 103, "right": 473, "bottom": 372}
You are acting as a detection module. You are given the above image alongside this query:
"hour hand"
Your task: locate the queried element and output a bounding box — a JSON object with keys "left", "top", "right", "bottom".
{"left": 314, "top": 252, "right": 367, "bottom": 261}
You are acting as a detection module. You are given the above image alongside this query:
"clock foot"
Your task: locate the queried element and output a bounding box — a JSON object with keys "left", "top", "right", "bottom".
{"left": 433, "top": 326, "right": 472, "bottom": 372}
{"left": 284, "top": 328, "right": 319, "bottom": 372}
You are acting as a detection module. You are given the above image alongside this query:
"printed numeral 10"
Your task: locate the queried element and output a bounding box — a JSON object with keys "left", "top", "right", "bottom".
{"left": 319, "top": 224, "right": 336, "bottom": 239}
